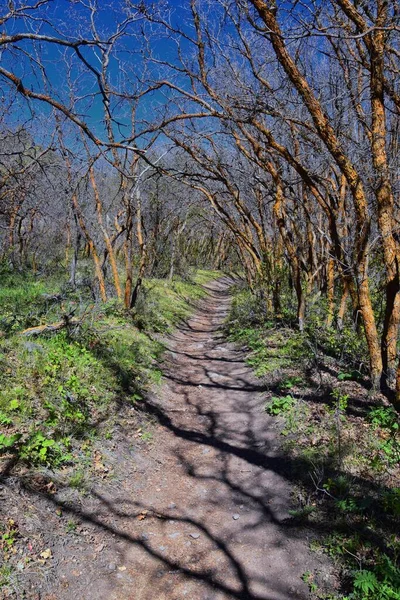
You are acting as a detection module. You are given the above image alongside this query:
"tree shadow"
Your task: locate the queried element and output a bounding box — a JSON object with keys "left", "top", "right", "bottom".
{"left": 1, "top": 277, "right": 398, "bottom": 600}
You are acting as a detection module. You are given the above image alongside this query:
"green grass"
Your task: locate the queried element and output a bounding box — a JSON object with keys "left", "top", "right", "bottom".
{"left": 224, "top": 288, "right": 307, "bottom": 376}
{"left": 0, "top": 268, "right": 220, "bottom": 470}
{"left": 191, "top": 269, "right": 222, "bottom": 285}
{"left": 134, "top": 274, "right": 219, "bottom": 332}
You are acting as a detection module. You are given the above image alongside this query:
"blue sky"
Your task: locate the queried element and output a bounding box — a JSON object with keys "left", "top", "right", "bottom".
{"left": 2, "top": 0, "right": 196, "bottom": 147}
{"left": 1, "top": 0, "right": 330, "bottom": 151}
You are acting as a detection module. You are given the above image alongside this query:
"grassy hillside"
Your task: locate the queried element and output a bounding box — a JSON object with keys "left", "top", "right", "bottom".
{"left": 0, "top": 269, "right": 219, "bottom": 473}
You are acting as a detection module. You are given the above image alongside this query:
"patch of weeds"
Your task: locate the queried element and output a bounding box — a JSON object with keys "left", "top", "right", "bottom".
{"left": 277, "top": 375, "right": 304, "bottom": 391}
{"left": 227, "top": 326, "right": 293, "bottom": 376}
{"left": 330, "top": 389, "right": 349, "bottom": 415}
{"left": 19, "top": 432, "right": 72, "bottom": 467}
{"left": 66, "top": 520, "right": 77, "bottom": 534}
{"left": 0, "top": 271, "right": 59, "bottom": 334}
{"left": 307, "top": 321, "right": 368, "bottom": 373}
{"left": 140, "top": 430, "right": 153, "bottom": 443}
{"left": 265, "top": 394, "right": 296, "bottom": 415}
{"left": 318, "top": 528, "right": 400, "bottom": 599}
{"left": 68, "top": 469, "right": 85, "bottom": 489}
{"left": 367, "top": 406, "right": 400, "bottom": 469}
{"left": 0, "top": 564, "right": 12, "bottom": 588}
{"left": 226, "top": 290, "right": 308, "bottom": 376}
{"left": 133, "top": 273, "right": 215, "bottom": 333}
{"left": 0, "top": 384, "right": 31, "bottom": 416}
{"left": 368, "top": 406, "right": 399, "bottom": 430}
{"left": 0, "top": 432, "right": 22, "bottom": 453}
{"left": 289, "top": 505, "right": 316, "bottom": 520}
{"left": 337, "top": 370, "right": 362, "bottom": 382}
{"left": 381, "top": 488, "right": 400, "bottom": 517}
{"left": 351, "top": 554, "right": 400, "bottom": 599}
{"left": 302, "top": 571, "right": 319, "bottom": 594}
{"left": 0, "top": 412, "right": 12, "bottom": 426}
{"left": 1, "top": 519, "right": 19, "bottom": 562}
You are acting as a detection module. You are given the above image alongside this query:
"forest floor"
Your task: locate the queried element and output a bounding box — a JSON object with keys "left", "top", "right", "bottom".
{"left": 0, "top": 277, "right": 337, "bottom": 600}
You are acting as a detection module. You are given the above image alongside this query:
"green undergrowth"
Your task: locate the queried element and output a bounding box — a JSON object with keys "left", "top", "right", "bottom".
{"left": 134, "top": 270, "right": 219, "bottom": 332}
{"left": 0, "top": 268, "right": 219, "bottom": 473}
{"left": 226, "top": 287, "right": 400, "bottom": 600}
{"left": 225, "top": 287, "right": 307, "bottom": 376}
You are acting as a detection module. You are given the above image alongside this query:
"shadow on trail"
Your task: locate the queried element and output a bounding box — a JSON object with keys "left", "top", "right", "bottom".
{"left": 1, "top": 276, "right": 398, "bottom": 600}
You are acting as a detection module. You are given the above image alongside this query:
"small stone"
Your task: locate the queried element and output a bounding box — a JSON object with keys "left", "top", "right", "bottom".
{"left": 107, "top": 563, "right": 116, "bottom": 572}
{"left": 159, "top": 545, "right": 166, "bottom": 551}
{"left": 232, "top": 514, "right": 240, "bottom": 520}
{"left": 168, "top": 503, "right": 176, "bottom": 510}
{"left": 23, "top": 342, "right": 44, "bottom": 353}
{"left": 168, "top": 532, "right": 180, "bottom": 539}
{"left": 190, "top": 533, "right": 200, "bottom": 539}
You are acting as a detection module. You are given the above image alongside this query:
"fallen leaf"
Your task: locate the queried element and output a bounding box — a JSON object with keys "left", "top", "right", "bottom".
{"left": 93, "top": 450, "right": 109, "bottom": 473}
{"left": 40, "top": 548, "right": 52, "bottom": 560}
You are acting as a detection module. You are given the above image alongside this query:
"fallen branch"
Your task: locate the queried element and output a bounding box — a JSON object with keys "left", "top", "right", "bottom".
{"left": 20, "top": 315, "right": 80, "bottom": 337}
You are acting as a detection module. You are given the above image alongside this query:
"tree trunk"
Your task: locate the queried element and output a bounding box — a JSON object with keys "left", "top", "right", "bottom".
{"left": 326, "top": 257, "right": 335, "bottom": 327}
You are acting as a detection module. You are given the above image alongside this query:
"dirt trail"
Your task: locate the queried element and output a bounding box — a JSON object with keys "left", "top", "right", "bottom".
{"left": 84, "top": 277, "right": 326, "bottom": 600}
{"left": 47, "top": 278, "right": 329, "bottom": 600}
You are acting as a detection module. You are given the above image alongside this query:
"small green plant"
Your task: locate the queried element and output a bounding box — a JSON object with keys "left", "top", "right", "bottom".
{"left": 0, "top": 432, "right": 21, "bottom": 452}
{"left": 302, "top": 571, "right": 318, "bottom": 594}
{"left": 66, "top": 520, "right": 77, "bottom": 534}
{"left": 288, "top": 505, "right": 316, "bottom": 520}
{"left": 335, "top": 497, "right": 359, "bottom": 514}
{"left": 368, "top": 406, "right": 400, "bottom": 468}
{"left": 382, "top": 488, "right": 400, "bottom": 517}
{"left": 0, "top": 412, "right": 12, "bottom": 426}
{"left": 277, "top": 375, "right": 304, "bottom": 391}
{"left": 265, "top": 395, "right": 296, "bottom": 415}
{"left": 331, "top": 389, "right": 349, "bottom": 414}
{"left": 68, "top": 469, "right": 85, "bottom": 489}
{"left": 379, "top": 437, "right": 400, "bottom": 468}
{"left": 353, "top": 570, "right": 379, "bottom": 597}
{"left": 19, "top": 432, "right": 71, "bottom": 467}
{"left": 351, "top": 559, "right": 400, "bottom": 600}
{"left": 1, "top": 519, "right": 19, "bottom": 555}
{"left": 368, "top": 406, "right": 399, "bottom": 431}
{"left": 140, "top": 430, "right": 153, "bottom": 442}
{"left": 323, "top": 475, "right": 350, "bottom": 497}
{"left": 337, "top": 370, "right": 361, "bottom": 382}
{"left": 0, "top": 564, "right": 12, "bottom": 588}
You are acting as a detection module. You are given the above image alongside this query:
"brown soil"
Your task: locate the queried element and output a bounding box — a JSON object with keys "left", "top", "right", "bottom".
{"left": 1, "top": 278, "right": 333, "bottom": 600}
